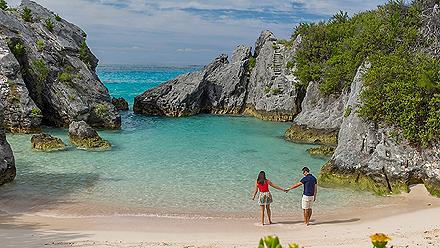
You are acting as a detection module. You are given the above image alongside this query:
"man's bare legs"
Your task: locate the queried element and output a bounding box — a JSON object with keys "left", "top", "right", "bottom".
{"left": 303, "top": 209, "right": 312, "bottom": 225}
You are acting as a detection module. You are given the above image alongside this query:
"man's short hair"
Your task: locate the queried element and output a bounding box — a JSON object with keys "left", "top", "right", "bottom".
{"left": 302, "top": 167, "right": 310, "bottom": 173}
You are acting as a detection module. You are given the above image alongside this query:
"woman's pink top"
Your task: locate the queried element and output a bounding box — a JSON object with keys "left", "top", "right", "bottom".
{"left": 257, "top": 180, "right": 270, "bottom": 192}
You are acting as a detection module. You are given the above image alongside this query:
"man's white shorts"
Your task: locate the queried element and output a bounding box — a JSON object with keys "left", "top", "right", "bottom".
{"left": 302, "top": 195, "right": 314, "bottom": 209}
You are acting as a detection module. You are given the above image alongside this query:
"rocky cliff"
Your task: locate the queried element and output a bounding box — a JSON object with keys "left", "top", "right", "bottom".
{"left": 0, "top": 0, "right": 120, "bottom": 131}
{"left": 134, "top": 31, "right": 303, "bottom": 121}
{"left": 319, "top": 62, "right": 440, "bottom": 196}
{"left": 0, "top": 103, "right": 15, "bottom": 185}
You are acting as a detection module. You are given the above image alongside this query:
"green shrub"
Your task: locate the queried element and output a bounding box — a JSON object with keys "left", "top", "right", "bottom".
{"left": 272, "top": 44, "right": 279, "bottom": 50}
{"left": 31, "top": 108, "right": 42, "bottom": 116}
{"left": 36, "top": 40, "right": 45, "bottom": 52}
{"left": 294, "top": 1, "right": 440, "bottom": 146}
{"left": 22, "top": 7, "right": 32, "bottom": 22}
{"left": 264, "top": 86, "right": 271, "bottom": 94}
{"left": 271, "top": 88, "right": 283, "bottom": 95}
{"left": 248, "top": 57, "right": 256, "bottom": 71}
{"left": 344, "top": 105, "right": 352, "bottom": 118}
{"left": 79, "top": 39, "right": 91, "bottom": 68}
{"left": 277, "top": 39, "right": 295, "bottom": 48}
{"left": 44, "top": 18, "right": 54, "bottom": 32}
{"left": 31, "top": 59, "right": 48, "bottom": 105}
{"left": 0, "top": 0, "right": 8, "bottom": 10}
{"left": 55, "top": 14, "right": 61, "bottom": 21}
{"left": 94, "top": 104, "right": 109, "bottom": 118}
{"left": 286, "top": 61, "right": 294, "bottom": 70}
{"left": 7, "top": 40, "right": 25, "bottom": 59}
{"left": 57, "top": 67, "right": 74, "bottom": 85}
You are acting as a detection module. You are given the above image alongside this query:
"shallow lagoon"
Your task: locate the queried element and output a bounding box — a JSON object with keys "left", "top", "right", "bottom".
{"left": 0, "top": 65, "right": 376, "bottom": 218}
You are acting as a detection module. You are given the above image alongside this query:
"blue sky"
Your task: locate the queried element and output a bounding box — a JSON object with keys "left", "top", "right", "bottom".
{"left": 7, "top": 0, "right": 387, "bottom": 65}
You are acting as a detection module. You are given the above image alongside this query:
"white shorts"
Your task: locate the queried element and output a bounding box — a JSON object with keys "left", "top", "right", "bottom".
{"left": 302, "top": 195, "right": 314, "bottom": 209}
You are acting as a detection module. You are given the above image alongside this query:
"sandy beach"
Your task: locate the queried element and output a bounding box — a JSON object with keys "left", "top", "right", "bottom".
{"left": 1, "top": 185, "right": 440, "bottom": 248}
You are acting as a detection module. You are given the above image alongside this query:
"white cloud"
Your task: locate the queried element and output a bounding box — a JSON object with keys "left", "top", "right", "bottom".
{"left": 5, "top": 0, "right": 388, "bottom": 64}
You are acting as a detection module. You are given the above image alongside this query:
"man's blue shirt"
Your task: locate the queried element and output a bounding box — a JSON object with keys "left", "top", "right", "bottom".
{"left": 300, "top": 174, "right": 317, "bottom": 196}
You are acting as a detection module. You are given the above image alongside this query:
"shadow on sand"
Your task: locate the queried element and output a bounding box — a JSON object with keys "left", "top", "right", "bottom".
{"left": 0, "top": 169, "right": 104, "bottom": 247}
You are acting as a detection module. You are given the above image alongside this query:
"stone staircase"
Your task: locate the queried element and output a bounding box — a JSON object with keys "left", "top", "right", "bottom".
{"left": 273, "top": 46, "right": 283, "bottom": 77}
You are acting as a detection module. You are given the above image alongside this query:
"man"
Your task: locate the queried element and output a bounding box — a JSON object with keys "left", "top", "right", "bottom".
{"left": 286, "top": 167, "right": 317, "bottom": 226}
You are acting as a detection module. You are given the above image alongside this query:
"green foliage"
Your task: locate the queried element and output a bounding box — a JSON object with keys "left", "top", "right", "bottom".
{"left": 358, "top": 52, "right": 440, "bottom": 147}
{"left": 55, "top": 14, "right": 61, "bottom": 21}
{"left": 277, "top": 39, "right": 295, "bottom": 48}
{"left": 248, "top": 56, "right": 256, "bottom": 71}
{"left": 31, "top": 108, "right": 42, "bottom": 116}
{"left": 294, "top": 1, "right": 440, "bottom": 146}
{"left": 22, "top": 7, "right": 32, "bottom": 22}
{"left": 272, "top": 44, "right": 280, "bottom": 50}
{"left": 344, "top": 105, "right": 352, "bottom": 118}
{"left": 94, "top": 104, "right": 109, "bottom": 119}
{"left": 79, "top": 39, "right": 91, "bottom": 68}
{"left": 264, "top": 86, "right": 271, "bottom": 94}
{"left": 31, "top": 59, "right": 48, "bottom": 104}
{"left": 7, "top": 40, "right": 25, "bottom": 59}
{"left": 57, "top": 66, "right": 74, "bottom": 85}
{"left": 0, "top": 0, "right": 8, "bottom": 10}
{"left": 44, "top": 18, "right": 54, "bottom": 32}
{"left": 271, "top": 88, "right": 283, "bottom": 95}
{"left": 258, "top": 236, "right": 300, "bottom": 248}
{"left": 286, "top": 61, "right": 294, "bottom": 70}
{"left": 36, "top": 40, "right": 45, "bottom": 52}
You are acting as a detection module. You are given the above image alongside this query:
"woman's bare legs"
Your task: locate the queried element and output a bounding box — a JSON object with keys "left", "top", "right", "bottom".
{"left": 260, "top": 205, "right": 265, "bottom": 225}
{"left": 266, "top": 205, "right": 272, "bottom": 224}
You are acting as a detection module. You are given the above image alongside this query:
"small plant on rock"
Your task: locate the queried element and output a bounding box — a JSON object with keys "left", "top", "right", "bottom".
{"left": 31, "top": 59, "right": 49, "bottom": 100}
{"left": 22, "top": 7, "right": 32, "bottom": 22}
{"left": 79, "top": 39, "right": 91, "bottom": 68}
{"left": 0, "top": 0, "right": 8, "bottom": 10}
{"left": 44, "top": 18, "right": 54, "bottom": 32}
{"left": 7, "top": 40, "right": 26, "bottom": 59}
{"left": 344, "top": 105, "right": 352, "bottom": 118}
{"left": 55, "top": 14, "right": 61, "bottom": 21}
{"left": 271, "top": 88, "right": 283, "bottom": 95}
{"left": 31, "top": 108, "right": 42, "bottom": 116}
{"left": 248, "top": 56, "right": 256, "bottom": 71}
{"left": 36, "top": 40, "right": 45, "bottom": 52}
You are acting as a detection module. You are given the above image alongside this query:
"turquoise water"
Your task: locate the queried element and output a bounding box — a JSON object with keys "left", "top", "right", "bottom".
{"left": 0, "top": 65, "right": 375, "bottom": 218}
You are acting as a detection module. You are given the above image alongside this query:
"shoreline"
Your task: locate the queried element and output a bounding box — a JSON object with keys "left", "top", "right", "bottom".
{"left": 1, "top": 185, "right": 440, "bottom": 247}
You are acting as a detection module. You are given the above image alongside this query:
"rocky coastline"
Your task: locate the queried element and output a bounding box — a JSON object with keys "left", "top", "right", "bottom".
{"left": 0, "top": 1, "right": 439, "bottom": 198}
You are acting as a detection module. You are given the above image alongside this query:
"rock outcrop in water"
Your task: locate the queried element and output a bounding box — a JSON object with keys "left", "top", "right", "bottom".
{"left": 0, "top": 0, "right": 120, "bottom": 132}
{"left": 0, "top": 103, "right": 15, "bottom": 185}
{"left": 69, "top": 121, "right": 111, "bottom": 150}
{"left": 112, "top": 97, "right": 129, "bottom": 111}
{"left": 31, "top": 133, "right": 66, "bottom": 151}
{"left": 319, "top": 62, "right": 440, "bottom": 196}
{"left": 134, "top": 31, "right": 303, "bottom": 121}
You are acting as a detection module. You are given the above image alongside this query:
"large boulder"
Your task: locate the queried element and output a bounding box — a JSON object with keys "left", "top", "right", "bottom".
{"left": 134, "top": 45, "right": 251, "bottom": 116}
{"left": 0, "top": 1, "right": 120, "bottom": 130}
{"left": 31, "top": 133, "right": 66, "bottom": 151}
{"left": 68, "top": 121, "right": 111, "bottom": 150}
{"left": 0, "top": 103, "right": 15, "bottom": 185}
{"left": 319, "top": 62, "right": 440, "bottom": 197}
{"left": 244, "top": 31, "right": 303, "bottom": 121}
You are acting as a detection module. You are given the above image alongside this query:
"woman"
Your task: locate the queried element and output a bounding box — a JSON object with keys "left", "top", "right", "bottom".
{"left": 252, "top": 171, "right": 286, "bottom": 225}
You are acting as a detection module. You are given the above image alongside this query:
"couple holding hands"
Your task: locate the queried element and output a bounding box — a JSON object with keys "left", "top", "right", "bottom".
{"left": 252, "top": 167, "right": 317, "bottom": 226}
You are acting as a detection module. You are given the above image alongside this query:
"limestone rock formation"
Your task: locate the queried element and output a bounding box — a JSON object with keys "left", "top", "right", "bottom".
{"left": 31, "top": 133, "right": 66, "bottom": 151}
{"left": 134, "top": 45, "right": 251, "bottom": 116}
{"left": 112, "top": 97, "right": 129, "bottom": 111}
{"left": 319, "top": 63, "right": 440, "bottom": 196}
{"left": 0, "top": 0, "right": 120, "bottom": 131}
{"left": 134, "top": 30, "right": 303, "bottom": 121}
{"left": 0, "top": 103, "right": 15, "bottom": 185}
{"left": 244, "top": 31, "right": 303, "bottom": 121}
{"left": 68, "top": 121, "right": 111, "bottom": 150}
{"left": 284, "top": 81, "right": 349, "bottom": 145}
